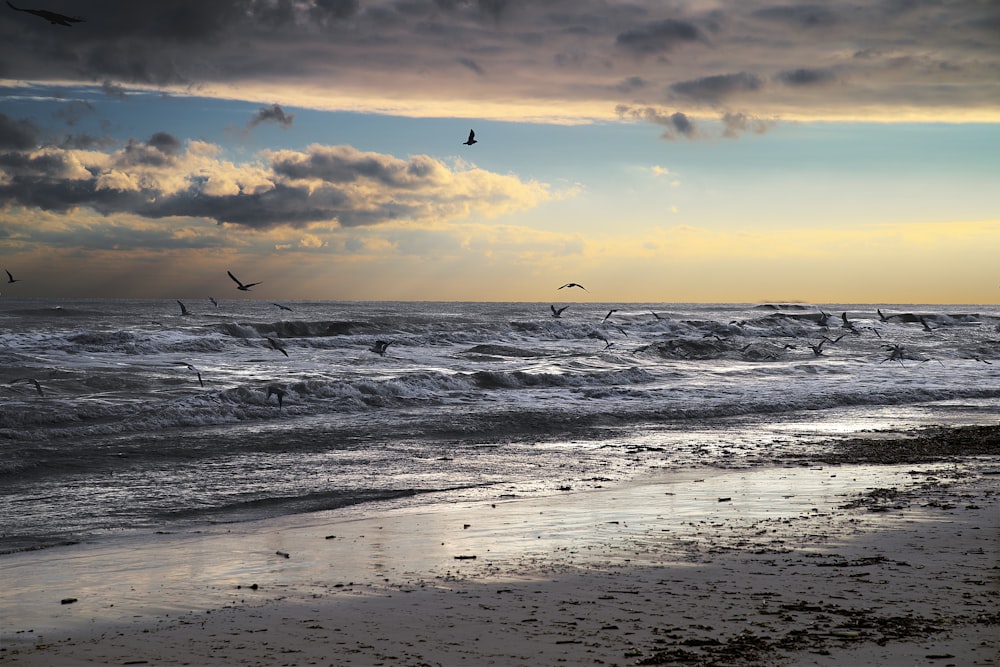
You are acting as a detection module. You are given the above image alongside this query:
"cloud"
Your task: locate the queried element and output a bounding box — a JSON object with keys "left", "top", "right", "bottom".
{"left": 615, "top": 105, "right": 699, "bottom": 140}
{"left": 0, "top": 128, "right": 557, "bottom": 232}
{"left": 776, "top": 67, "right": 837, "bottom": 87}
{"left": 615, "top": 18, "right": 706, "bottom": 56}
{"left": 248, "top": 104, "right": 296, "bottom": 129}
{"left": 751, "top": 5, "right": 839, "bottom": 29}
{"left": 670, "top": 72, "right": 764, "bottom": 104}
{"left": 0, "top": 0, "right": 997, "bottom": 123}
{"left": 0, "top": 113, "right": 39, "bottom": 150}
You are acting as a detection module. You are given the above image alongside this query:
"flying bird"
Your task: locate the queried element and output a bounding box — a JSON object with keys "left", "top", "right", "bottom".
{"left": 266, "top": 384, "right": 286, "bottom": 409}
{"left": 267, "top": 337, "right": 289, "bottom": 357}
{"left": 462, "top": 129, "right": 477, "bottom": 145}
{"left": 369, "top": 340, "right": 393, "bottom": 356}
{"left": 808, "top": 334, "right": 844, "bottom": 357}
{"left": 841, "top": 312, "right": 859, "bottom": 334}
{"left": 5, "top": 270, "right": 19, "bottom": 284}
{"left": 550, "top": 305, "right": 568, "bottom": 318}
{"left": 6, "top": 1, "right": 84, "bottom": 26}
{"left": 272, "top": 302, "right": 293, "bottom": 312}
{"left": 602, "top": 309, "right": 618, "bottom": 322}
{"left": 9, "top": 377, "right": 43, "bottom": 396}
{"left": 177, "top": 300, "right": 190, "bottom": 316}
{"left": 228, "top": 270, "right": 261, "bottom": 291}
{"left": 209, "top": 296, "right": 218, "bottom": 307}
{"left": 558, "top": 283, "right": 588, "bottom": 291}
{"left": 175, "top": 362, "right": 203, "bottom": 387}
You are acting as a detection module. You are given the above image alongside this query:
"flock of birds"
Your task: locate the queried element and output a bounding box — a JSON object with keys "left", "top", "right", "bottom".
{"left": 4, "top": 263, "right": 995, "bottom": 408}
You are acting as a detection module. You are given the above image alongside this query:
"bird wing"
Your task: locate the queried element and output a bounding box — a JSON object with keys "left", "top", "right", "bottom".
{"left": 227, "top": 271, "right": 244, "bottom": 287}
{"left": 467, "top": 129, "right": 475, "bottom": 142}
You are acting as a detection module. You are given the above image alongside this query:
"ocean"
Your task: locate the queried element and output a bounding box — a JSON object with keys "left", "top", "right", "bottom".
{"left": 1, "top": 298, "right": 998, "bottom": 553}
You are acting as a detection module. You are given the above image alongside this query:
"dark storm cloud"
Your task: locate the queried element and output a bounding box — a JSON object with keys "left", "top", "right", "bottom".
{"left": 615, "top": 19, "right": 705, "bottom": 56}
{"left": 0, "top": 113, "right": 39, "bottom": 149}
{"left": 248, "top": 104, "right": 295, "bottom": 129}
{"left": 0, "top": 0, "right": 995, "bottom": 128}
{"left": 670, "top": 72, "right": 763, "bottom": 103}
{"left": 776, "top": 67, "right": 836, "bottom": 86}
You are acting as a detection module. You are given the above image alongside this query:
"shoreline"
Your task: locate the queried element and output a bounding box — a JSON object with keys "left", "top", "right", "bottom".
{"left": 2, "top": 426, "right": 998, "bottom": 666}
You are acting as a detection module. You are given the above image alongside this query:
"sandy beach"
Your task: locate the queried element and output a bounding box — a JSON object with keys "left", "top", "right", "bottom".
{"left": 2, "top": 426, "right": 998, "bottom": 667}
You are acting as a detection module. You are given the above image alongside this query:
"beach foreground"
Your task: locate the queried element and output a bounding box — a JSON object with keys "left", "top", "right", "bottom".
{"left": 2, "top": 427, "right": 998, "bottom": 667}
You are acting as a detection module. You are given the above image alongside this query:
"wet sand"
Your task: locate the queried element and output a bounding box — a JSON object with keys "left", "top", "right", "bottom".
{"left": 1, "top": 426, "right": 998, "bottom": 666}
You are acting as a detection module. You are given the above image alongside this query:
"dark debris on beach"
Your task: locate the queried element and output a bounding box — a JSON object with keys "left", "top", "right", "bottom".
{"left": 803, "top": 424, "right": 1000, "bottom": 466}
{"left": 636, "top": 608, "right": 1000, "bottom": 667}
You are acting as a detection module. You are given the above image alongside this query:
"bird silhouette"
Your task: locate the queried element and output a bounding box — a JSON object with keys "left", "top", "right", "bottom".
{"left": 209, "top": 296, "right": 218, "bottom": 307}
{"left": 463, "top": 129, "right": 477, "bottom": 145}
{"left": 558, "top": 283, "right": 587, "bottom": 291}
{"left": 550, "top": 305, "right": 568, "bottom": 318}
{"left": 6, "top": 1, "right": 84, "bottom": 26}
{"left": 228, "top": 270, "right": 261, "bottom": 291}
{"left": 175, "top": 363, "right": 203, "bottom": 387}
{"left": 266, "top": 384, "right": 286, "bottom": 409}
{"left": 369, "top": 340, "right": 393, "bottom": 356}
{"left": 177, "top": 300, "right": 190, "bottom": 316}
{"left": 5, "top": 269, "right": 19, "bottom": 284}
{"left": 9, "top": 377, "right": 43, "bottom": 396}
{"left": 267, "top": 337, "right": 289, "bottom": 357}
{"left": 602, "top": 309, "right": 618, "bottom": 322}
{"left": 272, "top": 302, "right": 293, "bottom": 312}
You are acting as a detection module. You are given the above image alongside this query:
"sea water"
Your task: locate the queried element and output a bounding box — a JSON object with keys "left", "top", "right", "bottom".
{"left": 1, "top": 299, "right": 998, "bottom": 552}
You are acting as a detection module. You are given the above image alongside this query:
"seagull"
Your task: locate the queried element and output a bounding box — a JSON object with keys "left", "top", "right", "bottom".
{"left": 272, "top": 302, "right": 293, "bottom": 312}
{"left": 267, "top": 337, "right": 289, "bottom": 357}
{"left": 266, "top": 384, "right": 286, "bottom": 409}
{"left": 808, "top": 334, "right": 844, "bottom": 357}
{"left": 602, "top": 309, "right": 618, "bottom": 322}
{"left": 550, "top": 305, "right": 568, "bottom": 318}
{"left": 9, "top": 377, "right": 43, "bottom": 396}
{"left": 462, "top": 129, "right": 477, "bottom": 146}
{"left": 175, "top": 363, "right": 203, "bottom": 387}
{"left": 650, "top": 311, "right": 663, "bottom": 320}
{"left": 6, "top": 1, "right": 84, "bottom": 26}
{"left": 228, "top": 270, "right": 261, "bottom": 292}
{"left": 177, "top": 300, "right": 190, "bottom": 316}
{"left": 881, "top": 343, "right": 906, "bottom": 366}
{"left": 841, "top": 312, "right": 859, "bottom": 334}
{"left": 209, "top": 296, "right": 218, "bottom": 307}
{"left": 369, "top": 340, "right": 393, "bottom": 356}
{"left": 558, "top": 283, "right": 587, "bottom": 292}
{"left": 5, "top": 270, "right": 19, "bottom": 284}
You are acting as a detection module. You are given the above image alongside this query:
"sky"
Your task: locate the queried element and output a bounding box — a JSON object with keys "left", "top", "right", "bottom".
{"left": 0, "top": 0, "right": 998, "bottom": 304}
